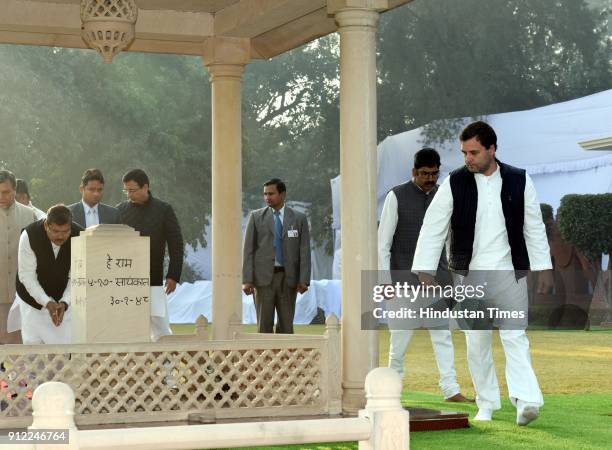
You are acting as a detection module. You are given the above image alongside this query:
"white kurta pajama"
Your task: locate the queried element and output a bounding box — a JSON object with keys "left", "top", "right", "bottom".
{"left": 412, "top": 167, "right": 551, "bottom": 411}
{"left": 17, "top": 231, "right": 71, "bottom": 344}
{"left": 150, "top": 286, "right": 172, "bottom": 341}
{"left": 379, "top": 185, "right": 461, "bottom": 399}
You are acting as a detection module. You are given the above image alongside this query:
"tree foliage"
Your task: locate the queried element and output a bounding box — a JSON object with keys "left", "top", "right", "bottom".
{"left": 377, "top": 0, "right": 612, "bottom": 143}
{"left": 242, "top": 37, "right": 340, "bottom": 252}
{"left": 540, "top": 203, "right": 554, "bottom": 241}
{"left": 557, "top": 194, "right": 612, "bottom": 268}
{"left": 0, "top": 0, "right": 610, "bottom": 264}
{"left": 0, "top": 46, "right": 211, "bottom": 248}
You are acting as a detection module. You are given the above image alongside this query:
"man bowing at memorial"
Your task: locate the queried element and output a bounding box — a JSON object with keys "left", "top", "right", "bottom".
{"left": 16, "top": 205, "right": 82, "bottom": 344}
{"left": 118, "top": 169, "right": 183, "bottom": 341}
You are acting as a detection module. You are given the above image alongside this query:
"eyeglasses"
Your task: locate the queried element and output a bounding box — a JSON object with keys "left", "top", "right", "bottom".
{"left": 416, "top": 170, "right": 440, "bottom": 178}
{"left": 122, "top": 188, "right": 141, "bottom": 194}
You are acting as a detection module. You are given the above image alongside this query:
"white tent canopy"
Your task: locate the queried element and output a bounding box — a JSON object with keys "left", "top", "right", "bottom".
{"left": 331, "top": 89, "right": 612, "bottom": 276}
{"left": 332, "top": 89, "right": 612, "bottom": 229}
{"left": 168, "top": 279, "right": 341, "bottom": 324}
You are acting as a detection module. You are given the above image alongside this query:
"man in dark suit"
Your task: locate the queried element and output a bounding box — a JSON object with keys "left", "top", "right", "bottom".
{"left": 242, "top": 178, "right": 311, "bottom": 334}
{"left": 68, "top": 168, "right": 121, "bottom": 229}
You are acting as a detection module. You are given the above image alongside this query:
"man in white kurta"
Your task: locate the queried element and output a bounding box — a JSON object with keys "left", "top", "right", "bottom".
{"left": 412, "top": 121, "right": 553, "bottom": 426}
{"left": 16, "top": 206, "right": 82, "bottom": 344}
{"left": 18, "top": 231, "right": 71, "bottom": 344}
{"left": 378, "top": 148, "right": 469, "bottom": 402}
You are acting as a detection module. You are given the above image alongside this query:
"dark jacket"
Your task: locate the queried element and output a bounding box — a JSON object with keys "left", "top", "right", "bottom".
{"left": 117, "top": 193, "right": 183, "bottom": 286}
{"left": 390, "top": 181, "right": 451, "bottom": 286}
{"left": 67, "top": 201, "right": 122, "bottom": 229}
{"left": 16, "top": 219, "right": 83, "bottom": 310}
{"left": 242, "top": 206, "right": 311, "bottom": 288}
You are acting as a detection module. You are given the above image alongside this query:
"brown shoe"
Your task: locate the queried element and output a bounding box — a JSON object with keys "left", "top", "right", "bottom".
{"left": 445, "top": 393, "right": 475, "bottom": 403}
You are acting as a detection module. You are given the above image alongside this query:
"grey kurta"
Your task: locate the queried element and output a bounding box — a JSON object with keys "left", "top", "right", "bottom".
{"left": 1, "top": 201, "right": 37, "bottom": 304}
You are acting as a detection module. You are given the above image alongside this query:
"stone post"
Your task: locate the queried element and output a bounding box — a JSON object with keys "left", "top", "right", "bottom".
{"left": 203, "top": 37, "right": 250, "bottom": 340}
{"left": 358, "top": 367, "right": 409, "bottom": 450}
{"left": 325, "top": 313, "right": 342, "bottom": 415}
{"left": 29, "top": 382, "right": 79, "bottom": 450}
{"left": 71, "top": 224, "right": 150, "bottom": 343}
{"left": 328, "top": 0, "right": 387, "bottom": 414}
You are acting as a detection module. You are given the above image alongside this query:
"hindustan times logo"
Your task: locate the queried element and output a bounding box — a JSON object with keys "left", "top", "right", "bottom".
{"left": 372, "top": 306, "right": 525, "bottom": 320}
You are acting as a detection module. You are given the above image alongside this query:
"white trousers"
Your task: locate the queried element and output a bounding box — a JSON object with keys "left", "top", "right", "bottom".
{"left": 465, "top": 329, "right": 543, "bottom": 410}
{"left": 388, "top": 329, "right": 461, "bottom": 398}
{"left": 458, "top": 272, "right": 543, "bottom": 410}
{"left": 20, "top": 300, "right": 71, "bottom": 345}
{"left": 150, "top": 287, "right": 172, "bottom": 342}
{"left": 18, "top": 288, "right": 172, "bottom": 344}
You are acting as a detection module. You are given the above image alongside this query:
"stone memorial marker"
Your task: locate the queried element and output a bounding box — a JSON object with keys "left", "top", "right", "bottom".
{"left": 71, "top": 224, "right": 150, "bottom": 343}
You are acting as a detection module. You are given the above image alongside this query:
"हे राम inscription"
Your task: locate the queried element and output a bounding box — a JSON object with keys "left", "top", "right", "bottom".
{"left": 71, "top": 224, "right": 151, "bottom": 343}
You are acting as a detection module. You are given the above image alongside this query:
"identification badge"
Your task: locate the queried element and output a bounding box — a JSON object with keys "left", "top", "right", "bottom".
{"left": 288, "top": 229, "right": 299, "bottom": 238}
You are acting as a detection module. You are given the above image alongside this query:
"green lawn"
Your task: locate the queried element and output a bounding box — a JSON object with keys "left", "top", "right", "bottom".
{"left": 404, "top": 391, "right": 612, "bottom": 450}
{"left": 169, "top": 325, "right": 612, "bottom": 449}
{"left": 215, "top": 392, "right": 612, "bottom": 450}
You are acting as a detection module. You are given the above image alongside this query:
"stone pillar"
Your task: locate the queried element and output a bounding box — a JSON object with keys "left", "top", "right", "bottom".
{"left": 203, "top": 37, "right": 250, "bottom": 340}
{"left": 359, "top": 367, "right": 410, "bottom": 449}
{"left": 71, "top": 224, "right": 150, "bottom": 343}
{"left": 329, "top": 0, "right": 387, "bottom": 414}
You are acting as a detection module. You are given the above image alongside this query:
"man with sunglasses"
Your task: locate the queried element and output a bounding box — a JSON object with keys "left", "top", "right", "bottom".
{"left": 378, "top": 148, "right": 470, "bottom": 403}
{"left": 117, "top": 169, "right": 184, "bottom": 341}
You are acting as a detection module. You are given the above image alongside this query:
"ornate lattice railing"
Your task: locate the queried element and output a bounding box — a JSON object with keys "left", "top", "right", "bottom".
{"left": 0, "top": 316, "right": 341, "bottom": 428}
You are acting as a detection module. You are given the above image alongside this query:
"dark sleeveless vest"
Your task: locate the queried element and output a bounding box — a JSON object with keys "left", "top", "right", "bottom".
{"left": 448, "top": 160, "right": 530, "bottom": 276}
{"left": 390, "top": 181, "right": 437, "bottom": 271}
{"left": 16, "top": 220, "right": 81, "bottom": 310}
{"left": 390, "top": 181, "right": 451, "bottom": 285}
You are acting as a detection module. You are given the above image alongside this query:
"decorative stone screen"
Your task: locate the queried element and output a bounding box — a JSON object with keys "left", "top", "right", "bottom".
{"left": 0, "top": 323, "right": 340, "bottom": 428}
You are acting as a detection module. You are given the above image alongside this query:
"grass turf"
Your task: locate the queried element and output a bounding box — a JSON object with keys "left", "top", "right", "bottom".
{"left": 169, "top": 325, "right": 612, "bottom": 449}
{"left": 213, "top": 392, "right": 612, "bottom": 450}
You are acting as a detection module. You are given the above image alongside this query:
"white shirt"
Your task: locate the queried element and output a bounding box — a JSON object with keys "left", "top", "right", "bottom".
{"left": 18, "top": 230, "right": 70, "bottom": 308}
{"left": 82, "top": 200, "right": 100, "bottom": 228}
{"left": 378, "top": 181, "right": 434, "bottom": 271}
{"left": 28, "top": 201, "right": 46, "bottom": 220}
{"left": 412, "top": 167, "right": 552, "bottom": 272}
{"left": 271, "top": 205, "right": 285, "bottom": 266}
